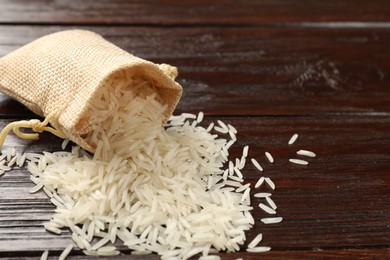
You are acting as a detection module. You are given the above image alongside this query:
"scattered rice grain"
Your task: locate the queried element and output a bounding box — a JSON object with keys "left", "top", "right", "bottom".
{"left": 59, "top": 244, "right": 73, "bottom": 260}
{"left": 297, "top": 150, "right": 316, "bottom": 157}
{"left": 261, "top": 217, "right": 283, "bottom": 224}
{"left": 40, "top": 250, "right": 49, "bottom": 260}
{"left": 265, "top": 152, "right": 274, "bottom": 163}
{"left": 259, "top": 203, "right": 276, "bottom": 214}
{"left": 288, "top": 133, "right": 298, "bottom": 145}
{"left": 246, "top": 246, "right": 271, "bottom": 253}
{"left": 247, "top": 233, "right": 263, "bottom": 249}
{"left": 251, "top": 158, "right": 263, "bottom": 172}
{"left": 289, "top": 158, "right": 309, "bottom": 165}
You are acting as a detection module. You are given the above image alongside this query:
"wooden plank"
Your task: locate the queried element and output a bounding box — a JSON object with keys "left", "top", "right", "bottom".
{"left": 0, "top": 0, "right": 389, "bottom": 24}
{"left": 0, "top": 115, "right": 388, "bottom": 257}
{"left": 3, "top": 249, "right": 390, "bottom": 259}
{"left": 0, "top": 26, "right": 390, "bottom": 116}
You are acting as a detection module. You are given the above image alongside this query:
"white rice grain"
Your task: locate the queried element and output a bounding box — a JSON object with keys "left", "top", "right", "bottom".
{"left": 265, "top": 152, "right": 274, "bottom": 163}
{"left": 217, "top": 120, "right": 228, "bottom": 132}
{"left": 40, "top": 250, "right": 49, "bottom": 260}
{"left": 206, "top": 122, "right": 215, "bottom": 132}
{"left": 289, "top": 158, "right": 309, "bottom": 165}
{"left": 246, "top": 246, "right": 271, "bottom": 253}
{"left": 247, "top": 233, "right": 263, "bottom": 249}
{"left": 254, "top": 192, "right": 271, "bottom": 198}
{"left": 59, "top": 244, "right": 73, "bottom": 260}
{"left": 214, "top": 126, "right": 228, "bottom": 134}
{"left": 236, "top": 183, "right": 250, "bottom": 193}
{"left": 261, "top": 217, "right": 283, "bottom": 224}
{"left": 241, "top": 187, "right": 251, "bottom": 203}
{"left": 29, "top": 183, "right": 44, "bottom": 193}
{"left": 197, "top": 111, "right": 204, "bottom": 123}
{"left": 266, "top": 196, "right": 277, "bottom": 210}
{"left": 243, "top": 145, "right": 249, "bottom": 157}
{"left": 233, "top": 167, "right": 243, "bottom": 179}
{"left": 264, "top": 177, "right": 275, "bottom": 190}
{"left": 297, "top": 150, "right": 316, "bottom": 157}
{"left": 61, "top": 139, "right": 70, "bottom": 150}
{"left": 131, "top": 250, "right": 152, "bottom": 255}
{"left": 251, "top": 158, "right": 263, "bottom": 172}
{"left": 181, "top": 113, "right": 197, "bottom": 119}
{"left": 255, "top": 177, "right": 265, "bottom": 188}
{"left": 259, "top": 203, "right": 276, "bottom": 214}
{"left": 44, "top": 224, "right": 62, "bottom": 235}
{"left": 288, "top": 133, "right": 298, "bottom": 145}
{"left": 97, "top": 250, "right": 120, "bottom": 256}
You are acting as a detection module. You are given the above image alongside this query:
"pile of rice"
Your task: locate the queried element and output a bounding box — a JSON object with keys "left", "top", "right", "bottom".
{"left": 0, "top": 68, "right": 322, "bottom": 259}
{"left": 25, "top": 71, "right": 256, "bottom": 259}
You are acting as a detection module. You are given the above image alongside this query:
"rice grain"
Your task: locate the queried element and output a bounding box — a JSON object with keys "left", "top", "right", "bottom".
{"left": 289, "top": 159, "right": 309, "bottom": 165}
{"left": 288, "top": 133, "right": 298, "bottom": 145}
{"left": 265, "top": 152, "right": 274, "bottom": 163}
{"left": 261, "top": 217, "right": 283, "bottom": 224}
{"left": 246, "top": 246, "right": 271, "bottom": 253}
{"left": 247, "top": 233, "right": 263, "bottom": 249}
{"left": 297, "top": 150, "right": 316, "bottom": 157}
{"left": 59, "top": 244, "right": 73, "bottom": 260}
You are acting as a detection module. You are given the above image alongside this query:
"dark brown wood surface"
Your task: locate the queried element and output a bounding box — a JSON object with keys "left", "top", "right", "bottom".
{"left": 0, "top": 1, "right": 389, "bottom": 259}
{"left": 0, "top": 0, "right": 390, "bottom": 24}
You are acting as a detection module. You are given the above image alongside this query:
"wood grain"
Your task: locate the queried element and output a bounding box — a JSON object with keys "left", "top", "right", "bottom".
{"left": 0, "top": 116, "right": 388, "bottom": 257}
{"left": 0, "top": 1, "right": 389, "bottom": 259}
{"left": 0, "top": 26, "right": 389, "bottom": 116}
{"left": 0, "top": 0, "right": 389, "bottom": 25}
{"left": 3, "top": 249, "right": 390, "bottom": 259}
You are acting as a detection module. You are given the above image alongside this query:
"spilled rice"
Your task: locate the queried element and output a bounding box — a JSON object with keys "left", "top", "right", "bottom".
{"left": 0, "top": 71, "right": 316, "bottom": 259}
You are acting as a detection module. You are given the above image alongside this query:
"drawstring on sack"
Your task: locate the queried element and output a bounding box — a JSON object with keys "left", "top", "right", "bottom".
{"left": 0, "top": 110, "right": 66, "bottom": 148}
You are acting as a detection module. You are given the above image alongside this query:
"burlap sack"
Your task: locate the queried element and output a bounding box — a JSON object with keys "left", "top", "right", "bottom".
{"left": 0, "top": 30, "right": 182, "bottom": 152}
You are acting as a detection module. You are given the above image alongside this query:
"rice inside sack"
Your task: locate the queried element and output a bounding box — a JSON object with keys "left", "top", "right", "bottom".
{"left": 0, "top": 30, "right": 182, "bottom": 152}
{"left": 27, "top": 71, "right": 254, "bottom": 259}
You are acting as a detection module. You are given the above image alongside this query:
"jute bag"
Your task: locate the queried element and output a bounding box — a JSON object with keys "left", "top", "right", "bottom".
{"left": 0, "top": 30, "right": 182, "bottom": 152}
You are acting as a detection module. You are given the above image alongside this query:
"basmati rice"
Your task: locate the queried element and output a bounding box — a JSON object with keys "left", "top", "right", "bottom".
{"left": 197, "top": 112, "right": 204, "bottom": 123}
{"left": 217, "top": 120, "right": 228, "bottom": 132}
{"left": 238, "top": 156, "right": 246, "bottom": 170}
{"left": 255, "top": 177, "right": 265, "bottom": 188}
{"left": 264, "top": 177, "right": 275, "bottom": 190}
{"left": 40, "top": 250, "right": 48, "bottom": 260}
{"left": 259, "top": 203, "right": 276, "bottom": 214}
{"left": 254, "top": 192, "right": 271, "bottom": 198}
{"left": 61, "top": 139, "right": 70, "bottom": 150}
{"left": 228, "top": 130, "right": 237, "bottom": 142}
{"left": 243, "top": 145, "right": 249, "bottom": 157}
{"left": 44, "top": 224, "right": 62, "bottom": 235}
{"left": 246, "top": 246, "right": 271, "bottom": 253}
{"left": 265, "top": 152, "right": 274, "bottom": 163}
{"left": 59, "top": 244, "right": 73, "bottom": 260}
{"left": 289, "top": 158, "right": 309, "bottom": 165}
{"left": 214, "top": 126, "right": 228, "bottom": 134}
{"left": 233, "top": 167, "right": 243, "bottom": 179}
{"left": 29, "top": 183, "right": 44, "bottom": 193}
{"left": 3, "top": 71, "right": 288, "bottom": 259}
{"left": 247, "top": 233, "right": 263, "bottom": 249}
{"left": 297, "top": 150, "right": 316, "bottom": 157}
{"left": 22, "top": 78, "right": 255, "bottom": 259}
{"left": 251, "top": 158, "right": 263, "bottom": 172}
{"left": 288, "top": 133, "right": 298, "bottom": 145}
{"left": 265, "top": 196, "right": 277, "bottom": 210}
{"left": 236, "top": 183, "right": 250, "bottom": 192}
{"left": 261, "top": 217, "right": 283, "bottom": 224}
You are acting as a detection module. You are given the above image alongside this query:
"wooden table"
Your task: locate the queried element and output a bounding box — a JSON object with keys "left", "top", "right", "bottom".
{"left": 0, "top": 1, "right": 389, "bottom": 259}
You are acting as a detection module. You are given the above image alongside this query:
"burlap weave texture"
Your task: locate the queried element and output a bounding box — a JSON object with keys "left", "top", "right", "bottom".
{"left": 0, "top": 30, "right": 182, "bottom": 152}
